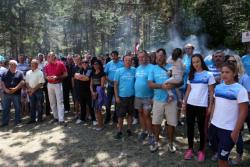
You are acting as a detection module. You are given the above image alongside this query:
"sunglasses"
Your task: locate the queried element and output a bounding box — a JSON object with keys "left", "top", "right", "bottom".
{"left": 228, "top": 60, "right": 236, "bottom": 63}
{"left": 82, "top": 62, "right": 88, "bottom": 64}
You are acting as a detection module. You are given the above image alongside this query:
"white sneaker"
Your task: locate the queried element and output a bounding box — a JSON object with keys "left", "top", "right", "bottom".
{"left": 167, "top": 143, "right": 176, "bottom": 153}
{"left": 132, "top": 118, "right": 138, "bottom": 125}
{"left": 150, "top": 141, "right": 159, "bottom": 152}
{"left": 65, "top": 110, "right": 69, "bottom": 113}
{"left": 75, "top": 119, "right": 82, "bottom": 124}
{"left": 93, "top": 121, "right": 98, "bottom": 126}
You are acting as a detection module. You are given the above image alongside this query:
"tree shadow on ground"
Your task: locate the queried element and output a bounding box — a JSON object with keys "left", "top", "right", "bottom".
{"left": 0, "top": 111, "right": 250, "bottom": 167}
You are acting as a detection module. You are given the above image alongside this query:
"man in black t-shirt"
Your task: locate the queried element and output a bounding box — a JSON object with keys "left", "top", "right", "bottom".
{"left": 73, "top": 59, "right": 96, "bottom": 124}
{"left": 1, "top": 60, "right": 25, "bottom": 126}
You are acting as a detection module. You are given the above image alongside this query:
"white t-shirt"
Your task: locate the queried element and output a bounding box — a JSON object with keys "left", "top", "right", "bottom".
{"left": 187, "top": 71, "right": 215, "bottom": 107}
{"left": 211, "top": 83, "right": 249, "bottom": 131}
{"left": 26, "top": 69, "right": 45, "bottom": 88}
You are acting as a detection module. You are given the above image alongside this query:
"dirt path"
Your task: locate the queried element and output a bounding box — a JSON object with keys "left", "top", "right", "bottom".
{"left": 0, "top": 113, "right": 250, "bottom": 167}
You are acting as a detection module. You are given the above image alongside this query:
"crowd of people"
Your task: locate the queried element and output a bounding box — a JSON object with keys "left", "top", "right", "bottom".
{"left": 0, "top": 43, "right": 250, "bottom": 167}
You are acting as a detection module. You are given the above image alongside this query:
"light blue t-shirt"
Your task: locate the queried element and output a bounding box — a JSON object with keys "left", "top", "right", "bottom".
{"left": 148, "top": 64, "right": 170, "bottom": 102}
{"left": 134, "top": 64, "right": 154, "bottom": 98}
{"left": 104, "top": 60, "right": 124, "bottom": 86}
{"left": 17, "top": 63, "right": 30, "bottom": 75}
{"left": 114, "top": 67, "right": 136, "bottom": 97}
{"left": 241, "top": 54, "right": 250, "bottom": 76}
{"left": 208, "top": 64, "right": 221, "bottom": 80}
{"left": 239, "top": 74, "right": 250, "bottom": 92}
{"left": 0, "top": 66, "right": 7, "bottom": 82}
{"left": 215, "top": 83, "right": 244, "bottom": 100}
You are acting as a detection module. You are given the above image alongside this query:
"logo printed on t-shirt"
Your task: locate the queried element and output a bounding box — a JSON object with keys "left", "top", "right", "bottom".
{"left": 220, "top": 150, "right": 229, "bottom": 157}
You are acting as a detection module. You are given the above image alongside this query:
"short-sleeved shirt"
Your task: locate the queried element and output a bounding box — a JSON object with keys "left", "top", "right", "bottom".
{"left": 72, "top": 65, "right": 81, "bottom": 87}
{"left": 208, "top": 64, "right": 221, "bottom": 80}
{"left": 239, "top": 74, "right": 250, "bottom": 104}
{"left": 114, "top": 67, "right": 136, "bottom": 97}
{"left": 135, "top": 64, "right": 154, "bottom": 98}
{"left": 17, "top": 63, "right": 30, "bottom": 76}
{"left": 148, "top": 65, "right": 170, "bottom": 102}
{"left": 91, "top": 71, "right": 105, "bottom": 92}
{"left": 74, "top": 68, "right": 92, "bottom": 94}
{"left": 44, "top": 60, "right": 67, "bottom": 83}
{"left": 211, "top": 83, "right": 249, "bottom": 130}
{"left": 1, "top": 70, "right": 24, "bottom": 95}
{"left": 187, "top": 70, "right": 215, "bottom": 107}
{"left": 104, "top": 60, "right": 123, "bottom": 86}
{"left": 0, "top": 66, "right": 7, "bottom": 89}
{"left": 25, "top": 69, "right": 45, "bottom": 88}
{"left": 241, "top": 54, "right": 250, "bottom": 76}
{"left": 239, "top": 74, "right": 250, "bottom": 93}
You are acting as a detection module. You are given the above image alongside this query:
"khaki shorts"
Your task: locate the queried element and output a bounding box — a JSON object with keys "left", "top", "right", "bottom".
{"left": 152, "top": 100, "right": 178, "bottom": 126}
{"left": 134, "top": 97, "right": 152, "bottom": 112}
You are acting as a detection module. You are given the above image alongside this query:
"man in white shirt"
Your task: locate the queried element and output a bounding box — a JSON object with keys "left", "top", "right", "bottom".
{"left": 26, "top": 59, "right": 45, "bottom": 123}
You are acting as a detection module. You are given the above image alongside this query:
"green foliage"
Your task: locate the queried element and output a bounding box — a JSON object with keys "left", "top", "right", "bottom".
{"left": 0, "top": 0, "right": 249, "bottom": 57}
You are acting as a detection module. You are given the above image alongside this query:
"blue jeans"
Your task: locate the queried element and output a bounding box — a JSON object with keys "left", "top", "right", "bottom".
{"left": 29, "top": 89, "right": 44, "bottom": 121}
{"left": 2, "top": 93, "right": 21, "bottom": 125}
{"left": 105, "top": 85, "right": 117, "bottom": 122}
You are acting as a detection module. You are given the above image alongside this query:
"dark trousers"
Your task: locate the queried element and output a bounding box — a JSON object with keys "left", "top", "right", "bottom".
{"left": 63, "top": 83, "right": 72, "bottom": 111}
{"left": 246, "top": 105, "right": 250, "bottom": 133}
{"left": 43, "top": 84, "right": 50, "bottom": 116}
{"left": 186, "top": 104, "right": 206, "bottom": 151}
{"left": 29, "top": 89, "right": 44, "bottom": 121}
{"left": 79, "top": 94, "right": 96, "bottom": 121}
{"left": 105, "top": 86, "right": 117, "bottom": 122}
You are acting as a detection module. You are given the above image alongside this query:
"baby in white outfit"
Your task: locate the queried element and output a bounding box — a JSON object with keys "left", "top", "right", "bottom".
{"left": 165, "top": 48, "right": 185, "bottom": 103}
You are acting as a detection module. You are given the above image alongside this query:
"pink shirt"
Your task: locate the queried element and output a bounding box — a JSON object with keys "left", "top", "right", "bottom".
{"left": 44, "top": 60, "right": 67, "bottom": 83}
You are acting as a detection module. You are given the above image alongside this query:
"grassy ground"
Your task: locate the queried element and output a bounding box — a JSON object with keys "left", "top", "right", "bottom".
{"left": 0, "top": 111, "right": 250, "bottom": 167}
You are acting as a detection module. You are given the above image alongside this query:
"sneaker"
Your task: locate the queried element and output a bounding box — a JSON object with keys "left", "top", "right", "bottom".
{"left": 184, "top": 149, "right": 194, "bottom": 160}
{"left": 177, "top": 121, "right": 184, "bottom": 126}
{"left": 93, "top": 121, "right": 98, "bottom": 126}
{"left": 229, "top": 154, "right": 242, "bottom": 165}
{"left": 132, "top": 118, "right": 138, "bottom": 125}
{"left": 197, "top": 151, "right": 205, "bottom": 162}
{"left": 139, "top": 132, "right": 148, "bottom": 141}
{"left": 59, "top": 121, "right": 67, "bottom": 127}
{"left": 127, "top": 129, "right": 132, "bottom": 136}
{"left": 114, "top": 132, "right": 122, "bottom": 140}
{"left": 150, "top": 141, "right": 159, "bottom": 153}
{"left": 211, "top": 153, "right": 218, "bottom": 161}
{"left": 95, "top": 127, "right": 104, "bottom": 131}
{"left": 148, "top": 134, "right": 154, "bottom": 145}
{"left": 167, "top": 143, "right": 176, "bottom": 153}
{"left": 75, "top": 119, "right": 83, "bottom": 124}
{"left": 51, "top": 119, "right": 58, "bottom": 124}
{"left": 64, "top": 110, "right": 69, "bottom": 114}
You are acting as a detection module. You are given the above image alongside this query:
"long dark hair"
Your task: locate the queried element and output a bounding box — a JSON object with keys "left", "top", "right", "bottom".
{"left": 92, "top": 59, "right": 104, "bottom": 73}
{"left": 189, "top": 54, "right": 208, "bottom": 80}
{"left": 172, "top": 48, "right": 182, "bottom": 61}
{"left": 221, "top": 62, "right": 238, "bottom": 82}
